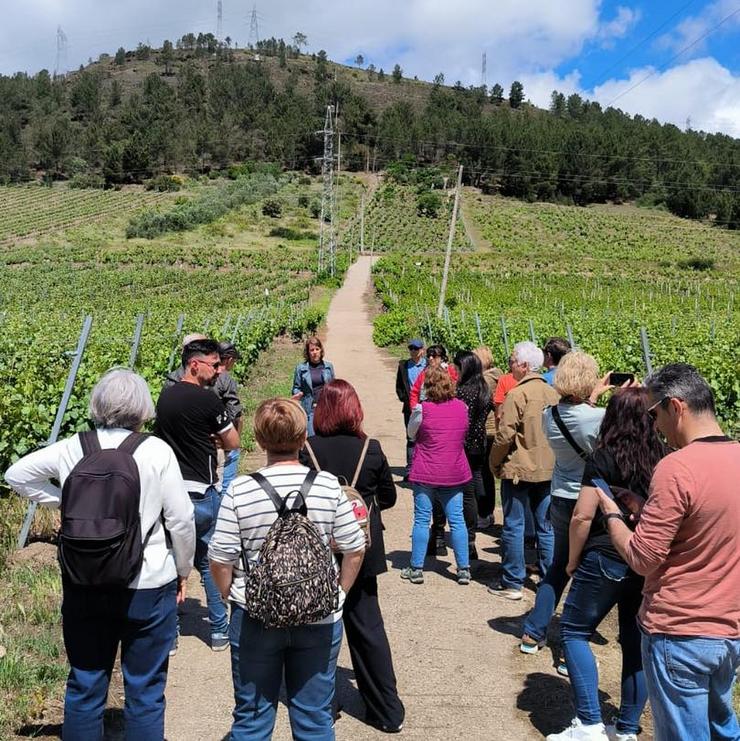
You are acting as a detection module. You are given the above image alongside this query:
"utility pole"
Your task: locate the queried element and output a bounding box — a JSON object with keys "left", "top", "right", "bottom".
{"left": 481, "top": 51, "right": 487, "bottom": 88}
{"left": 249, "top": 4, "right": 260, "bottom": 48}
{"left": 317, "top": 105, "right": 336, "bottom": 276}
{"left": 54, "top": 25, "right": 68, "bottom": 77}
{"left": 217, "top": 0, "right": 223, "bottom": 40}
{"left": 437, "top": 165, "right": 463, "bottom": 318}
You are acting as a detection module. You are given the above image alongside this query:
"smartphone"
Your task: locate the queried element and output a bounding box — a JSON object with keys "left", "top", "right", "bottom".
{"left": 591, "top": 477, "right": 615, "bottom": 500}
{"left": 609, "top": 372, "right": 635, "bottom": 386}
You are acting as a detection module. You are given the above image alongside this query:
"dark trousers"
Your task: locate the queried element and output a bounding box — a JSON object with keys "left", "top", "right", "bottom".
{"left": 480, "top": 438, "right": 496, "bottom": 518}
{"left": 61, "top": 579, "right": 177, "bottom": 740}
{"left": 343, "top": 576, "right": 405, "bottom": 729}
{"left": 403, "top": 407, "right": 414, "bottom": 473}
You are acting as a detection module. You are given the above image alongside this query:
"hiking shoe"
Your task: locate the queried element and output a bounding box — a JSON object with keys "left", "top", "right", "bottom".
{"left": 211, "top": 632, "right": 229, "bottom": 652}
{"left": 546, "top": 718, "right": 607, "bottom": 740}
{"left": 605, "top": 725, "right": 638, "bottom": 741}
{"left": 169, "top": 634, "right": 179, "bottom": 658}
{"left": 557, "top": 657, "right": 570, "bottom": 677}
{"left": 426, "top": 535, "right": 447, "bottom": 556}
{"left": 400, "top": 567, "right": 424, "bottom": 584}
{"left": 487, "top": 581, "right": 523, "bottom": 600}
{"left": 457, "top": 568, "right": 471, "bottom": 585}
{"left": 520, "top": 633, "right": 546, "bottom": 654}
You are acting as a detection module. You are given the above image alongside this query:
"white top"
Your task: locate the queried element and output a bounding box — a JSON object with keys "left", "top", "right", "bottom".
{"left": 5, "top": 428, "right": 195, "bottom": 589}
{"left": 208, "top": 463, "right": 365, "bottom": 623}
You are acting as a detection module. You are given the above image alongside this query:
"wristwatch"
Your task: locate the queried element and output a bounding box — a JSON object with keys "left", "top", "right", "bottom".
{"left": 604, "top": 512, "right": 624, "bottom": 524}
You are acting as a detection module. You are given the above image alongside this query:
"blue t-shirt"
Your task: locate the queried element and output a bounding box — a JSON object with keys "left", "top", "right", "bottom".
{"left": 406, "top": 357, "right": 427, "bottom": 388}
{"left": 542, "top": 367, "right": 557, "bottom": 385}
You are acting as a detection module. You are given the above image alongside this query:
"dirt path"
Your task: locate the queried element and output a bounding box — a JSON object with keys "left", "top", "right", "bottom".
{"left": 164, "top": 257, "right": 557, "bottom": 740}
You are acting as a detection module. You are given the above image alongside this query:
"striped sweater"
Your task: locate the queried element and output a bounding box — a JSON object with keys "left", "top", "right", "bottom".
{"left": 208, "top": 463, "right": 365, "bottom": 623}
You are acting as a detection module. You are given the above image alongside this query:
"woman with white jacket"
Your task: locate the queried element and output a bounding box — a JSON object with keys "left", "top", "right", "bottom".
{"left": 5, "top": 368, "right": 195, "bottom": 741}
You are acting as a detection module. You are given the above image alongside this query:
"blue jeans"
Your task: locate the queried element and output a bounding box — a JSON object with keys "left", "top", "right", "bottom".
{"left": 524, "top": 497, "right": 577, "bottom": 641}
{"left": 641, "top": 630, "right": 740, "bottom": 741}
{"left": 61, "top": 579, "right": 177, "bottom": 740}
{"left": 229, "top": 605, "right": 343, "bottom": 740}
{"left": 191, "top": 486, "right": 229, "bottom": 636}
{"left": 221, "top": 448, "right": 241, "bottom": 494}
{"left": 500, "top": 479, "right": 553, "bottom": 589}
{"left": 411, "top": 484, "right": 469, "bottom": 569}
{"left": 561, "top": 550, "right": 646, "bottom": 734}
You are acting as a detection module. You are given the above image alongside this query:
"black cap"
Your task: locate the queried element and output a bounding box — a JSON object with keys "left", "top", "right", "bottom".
{"left": 219, "top": 341, "right": 241, "bottom": 359}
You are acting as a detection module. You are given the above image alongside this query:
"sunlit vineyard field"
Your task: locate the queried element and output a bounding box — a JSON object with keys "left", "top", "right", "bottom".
{"left": 373, "top": 192, "right": 740, "bottom": 434}
{"left": 0, "top": 184, "right": 175, "bottom": 244}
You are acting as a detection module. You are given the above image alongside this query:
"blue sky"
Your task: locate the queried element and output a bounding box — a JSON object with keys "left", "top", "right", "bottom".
{"left": 0, "top": 0, "right": 738, "bottom": 136}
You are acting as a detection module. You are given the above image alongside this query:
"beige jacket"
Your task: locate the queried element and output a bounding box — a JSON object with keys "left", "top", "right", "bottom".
{"left": 483, "top": 367, "right": 503, "bottom": 437}
{"left": 489, "top": 374, "right": 560, "bottom": 483}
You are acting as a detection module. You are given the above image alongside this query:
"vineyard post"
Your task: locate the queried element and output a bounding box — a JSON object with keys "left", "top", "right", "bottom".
{"left": 424, "top": 310, "right": 434, "bottom": 344}
{"left": 566, "top": 324, "right": 576, "bottom": 349}
{"left": 671, "top": 316, "right": 676, "bottom": 335}
{"left": 202, "top": 317, "right": 211, "bottom": 333}
{"left": 640, "top": 327, "right": 653, "bottom": 377}
{"left": 474, "top": 313, "right": 483, "bottom": 344}
{"left": 436, "top": 165, "right": 463, "bottom": 319}
{"left": 167, "top": 314, "right": 186, "bottom": 372}
{"left": 500, "top": 316, "right": 510, "bottom": 358}
{"left": 128, "top": 314, "right": 145, "bottom": 369}
{"left": 221, "top": 314, "right": 233, "bottom": 337}
{"left": 230, "top": 315, "right": 244, "bottom": 343}
{"left": 18, "top": 315, "right": 94, "bottom": 549}
{"left": 528, "top": 319, "right": 536, "bottom": 345}
{"left": 710, "top": 320, "right": 715, "bottom": 342}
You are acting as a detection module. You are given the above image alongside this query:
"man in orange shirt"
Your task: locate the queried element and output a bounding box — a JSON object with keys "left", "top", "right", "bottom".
{"left": 597, "top": 364, "right": 740, "bottom": 741}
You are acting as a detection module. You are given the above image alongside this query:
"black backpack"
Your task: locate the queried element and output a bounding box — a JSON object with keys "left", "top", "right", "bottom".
{"left": 59, "top": 430, "right": 151, "bottom": 587}
{"left": 243, "top": 470, "right": 338, "bottom": 628}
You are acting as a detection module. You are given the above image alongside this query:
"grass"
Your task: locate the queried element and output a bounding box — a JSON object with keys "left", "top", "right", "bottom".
{"left": 0, "top": 559, "right": 66, "bottom": 737}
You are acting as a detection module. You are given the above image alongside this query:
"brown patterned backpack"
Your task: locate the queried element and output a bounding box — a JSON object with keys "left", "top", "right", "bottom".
{"left": 243, "top": 470, "right": 338, "bottom": 628}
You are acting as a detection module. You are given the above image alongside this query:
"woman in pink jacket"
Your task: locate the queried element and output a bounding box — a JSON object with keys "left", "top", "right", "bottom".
{"left": 401, "top": 367, "right": 472, "bottom": 586}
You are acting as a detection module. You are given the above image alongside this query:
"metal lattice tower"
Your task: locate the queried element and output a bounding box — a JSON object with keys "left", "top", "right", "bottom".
{"left": 217, "top": 0, "right": 223, "bottom": 40}
{"left": 249, "top": 4, "right": 260, "bottom": 47}
{"left": 54, "top": 26, "right": 68, "bottom": 77}
{"left": 481, "top": 52, "right": 487, "bottom": 88}
{"left": 317, "top": 105, "right": 336, "bottom": 276}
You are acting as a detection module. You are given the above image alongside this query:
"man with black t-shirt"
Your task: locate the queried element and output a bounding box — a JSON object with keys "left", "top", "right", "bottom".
{"left": 155, "top": 339, "right": 240, "bottom": 652}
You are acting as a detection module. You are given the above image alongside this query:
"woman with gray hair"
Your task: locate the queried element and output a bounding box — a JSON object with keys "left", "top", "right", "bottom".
{"left": 5, "top": 368, "right": 195, "bottom": 741}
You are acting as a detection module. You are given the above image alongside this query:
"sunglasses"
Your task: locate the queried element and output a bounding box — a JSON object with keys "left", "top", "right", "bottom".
{"left": 195, "top": 359, "right": 221, "bottom": 370}
{"left": 647, "top": 396, "right": 668, "bottom": 419}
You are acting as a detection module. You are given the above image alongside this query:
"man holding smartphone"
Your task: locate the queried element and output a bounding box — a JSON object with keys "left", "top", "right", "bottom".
{"left": 595, "top": 363, "right": 740, "bottom": 741}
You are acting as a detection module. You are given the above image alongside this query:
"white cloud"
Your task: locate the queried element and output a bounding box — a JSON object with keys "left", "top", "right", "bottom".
{"left": 598, "top": 5, "right": 641, "bottom": 44}
{"left": 592, "top": 57, "right": 740, "bottom": 136}
{"left": 657, "top": 0, "right": 740, "bottom": 54}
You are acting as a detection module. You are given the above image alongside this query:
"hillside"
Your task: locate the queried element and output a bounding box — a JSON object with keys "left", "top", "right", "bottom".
{"left": 1, "top": 32, "right": 739, "bottom": 225}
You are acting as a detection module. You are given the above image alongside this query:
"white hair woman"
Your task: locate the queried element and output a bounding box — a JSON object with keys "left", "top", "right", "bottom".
{"left": 5, "top": 368, "right": 195, "bottom": 740}
{"left": 489, "top": 341, "right": 560, "bottom": 600}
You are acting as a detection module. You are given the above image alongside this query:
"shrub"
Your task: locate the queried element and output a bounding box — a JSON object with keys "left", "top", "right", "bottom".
{"left": 416, "top": 191, "right": 442, "bottom": 218}
{"left": 679, "top": 257, "right": 715, "bottom": 271}
{"left": 262, "top": 198, "right": 282, "bottom": 217}
{"left": 309, "top": 200, "right": 321, "bottom": 219}
{"left": 68, "top": 173, "right": 105, "bottom": 189}
{"left": 297, "top": 193, "right": 310, "bottom": 208}
{"left": 145, "top": 174, "right": 182, "bottom": 192}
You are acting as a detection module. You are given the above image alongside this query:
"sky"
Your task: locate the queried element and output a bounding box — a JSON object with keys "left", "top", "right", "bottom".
{"left": 0, "top": 0, "right": 738, "bottom": 137}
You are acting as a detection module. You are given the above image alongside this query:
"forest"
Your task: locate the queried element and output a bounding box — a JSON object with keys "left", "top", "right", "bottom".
{"left": 0, "top": 32, "right": 738, "bottom": 226}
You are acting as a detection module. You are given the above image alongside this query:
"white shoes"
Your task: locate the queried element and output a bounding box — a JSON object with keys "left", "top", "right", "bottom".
{"left": 605, "top": 725, "right": 637, "bottom": 741}
{"left": 546, "top": 718, "right": 608, "bottom": 740}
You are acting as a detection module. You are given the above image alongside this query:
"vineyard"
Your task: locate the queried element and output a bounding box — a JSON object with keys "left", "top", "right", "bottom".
{"left": 0, "top": 174, "right": 367, "bottom": 498}
{"left": 0, "top": 185, "right": 174, "bottom": 245}
{"left": 344, "top": 182, "right": 470, "bottom": 252}
{"left": 373, "top": 192, "right": 740, "bottom": 435}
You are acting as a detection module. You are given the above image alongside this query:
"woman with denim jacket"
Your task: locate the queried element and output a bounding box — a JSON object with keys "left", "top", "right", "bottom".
{"left": 546, "top": 388, "right": 666, "bottom": 741}
{"left": 291, "top": 336, "right": 335, "bottom": 436}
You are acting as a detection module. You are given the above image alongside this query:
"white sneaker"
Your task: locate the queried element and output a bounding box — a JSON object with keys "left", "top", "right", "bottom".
{"left": 546, "top": 718, "right": 608, "bottom": 740}
{"left": 605, "top": 725, "right": 637, "bottom": 741}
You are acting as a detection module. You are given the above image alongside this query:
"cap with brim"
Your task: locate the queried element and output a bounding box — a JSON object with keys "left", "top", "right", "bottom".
{"left": 407, "top": 338, "right": 424, "bottom": 349}
{"left": 219, "top": 341, "right": 241, "bottom": 359}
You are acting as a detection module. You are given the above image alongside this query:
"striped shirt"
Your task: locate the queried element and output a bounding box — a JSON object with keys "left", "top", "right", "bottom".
{"left": 208, "top": 463, "right": 365, "bottom": 623}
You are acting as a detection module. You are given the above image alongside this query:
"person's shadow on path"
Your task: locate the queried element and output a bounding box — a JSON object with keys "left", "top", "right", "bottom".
{"left": 178, "top": 596, "right": 211, "bottom": 647}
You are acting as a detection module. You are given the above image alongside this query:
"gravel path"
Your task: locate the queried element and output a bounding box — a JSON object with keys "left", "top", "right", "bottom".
{"left": 164, "top": 256, "right": 543, "bottom": 740}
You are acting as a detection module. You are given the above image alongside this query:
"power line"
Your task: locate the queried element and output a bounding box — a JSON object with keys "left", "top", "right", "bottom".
{"left": 604, "top": 5, "right": 740, "bottom": 109}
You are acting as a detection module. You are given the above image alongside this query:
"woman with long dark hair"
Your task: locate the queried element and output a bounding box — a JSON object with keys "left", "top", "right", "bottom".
{"left": 291, "top": 337, "right": 335, "bottom": 436}
{"left": 300, "top": 380, "right": 405, "bottom": 734}
{"left": 454, "top": 350, "right": 494, "bottom": 560}
{"left": 547, "top": 388, "right": 667, "bottom": 741}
